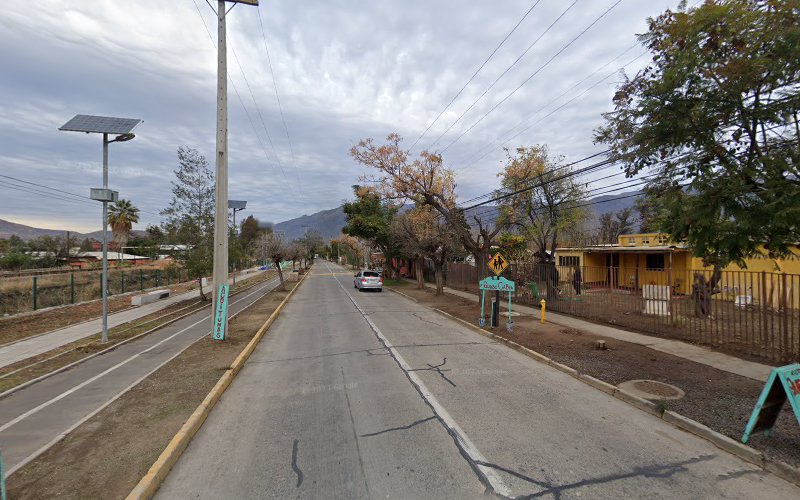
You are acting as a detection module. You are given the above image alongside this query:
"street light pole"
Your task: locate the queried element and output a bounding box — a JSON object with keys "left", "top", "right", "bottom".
{"left": 101, "top": 133, "right": 109, "bottom": 343}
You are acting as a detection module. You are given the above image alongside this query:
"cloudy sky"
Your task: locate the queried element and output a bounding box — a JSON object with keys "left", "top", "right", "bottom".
{"left": 0, "top": 0, "right": 683, "bottom": 233}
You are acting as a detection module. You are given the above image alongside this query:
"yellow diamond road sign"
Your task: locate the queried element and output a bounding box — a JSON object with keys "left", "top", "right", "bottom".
{"left": 488, "top": 253, "right": 508, "bottom": 276}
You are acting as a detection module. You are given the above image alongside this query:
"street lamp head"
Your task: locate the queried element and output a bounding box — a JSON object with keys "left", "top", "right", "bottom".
{"left": 111, "top": 133, "right": 135, "bottom": 143}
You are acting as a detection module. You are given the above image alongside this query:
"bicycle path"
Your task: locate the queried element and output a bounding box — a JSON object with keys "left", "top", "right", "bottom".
{"left": 0, "top": 268, "right": 264, "bottom": 370}
{"left": 0, "top": 274, "right": 282, "bottom": 475}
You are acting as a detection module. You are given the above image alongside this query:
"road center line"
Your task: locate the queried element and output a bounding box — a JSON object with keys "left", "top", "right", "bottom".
{"left": 323, "top": 263, "right": 513, "bottom": 498}
{"left": 0, "top": 277, "right": 277, "bottom": 434}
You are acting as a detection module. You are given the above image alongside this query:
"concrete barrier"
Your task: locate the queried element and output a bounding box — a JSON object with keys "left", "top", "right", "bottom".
{"left": 131, "top": 289, "right": 170, "bottom": 307}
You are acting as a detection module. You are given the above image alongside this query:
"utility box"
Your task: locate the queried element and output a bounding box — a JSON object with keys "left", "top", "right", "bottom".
{"left": 643, "top": 285, "right": 671, "bottom": 316}
{"left": 90, "top": 188, "right": 119, "bottom": 202}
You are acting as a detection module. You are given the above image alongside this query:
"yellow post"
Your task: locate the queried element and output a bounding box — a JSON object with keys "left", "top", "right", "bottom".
{"left": 540, "top": 299, "right": 546, "bottom": 324}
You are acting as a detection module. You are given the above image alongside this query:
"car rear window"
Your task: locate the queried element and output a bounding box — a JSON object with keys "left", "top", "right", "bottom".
{"left": 364, "top": 271, "right": 380, "bottom": 277}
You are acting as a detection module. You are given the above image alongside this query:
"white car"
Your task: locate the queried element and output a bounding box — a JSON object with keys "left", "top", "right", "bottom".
{"left": 354, "top": 270, "right": 383, "bottom": 292}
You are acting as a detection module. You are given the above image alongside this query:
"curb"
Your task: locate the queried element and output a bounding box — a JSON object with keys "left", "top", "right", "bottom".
{"left": 387, "top": 287, "right": 419, "bottom": 302}
{"left": 0, "top": 272, "right": 278, "bottom": 401}
{"left": 419, "top": 307, "right": 800, "bottom": 487}
{"left": 126, "top": 272, "right": 308, "bottom": 500}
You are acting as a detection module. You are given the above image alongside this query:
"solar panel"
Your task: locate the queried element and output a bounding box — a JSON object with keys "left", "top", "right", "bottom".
{"left": 230, "top": 0, "right": 259, "bottom": 5}
{"left": 228, "top": 200, "right": 247, "bottom": 210}
{"left": 59, "top": 115, "right": 143, "bottom": 134}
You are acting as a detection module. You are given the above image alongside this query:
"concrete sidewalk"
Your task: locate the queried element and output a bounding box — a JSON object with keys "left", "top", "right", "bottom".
{"left": 0, "top": 268, "right": 264, "bottom": 369}
{"left": 422, "top": 282, "right": 774, "bottom": 382}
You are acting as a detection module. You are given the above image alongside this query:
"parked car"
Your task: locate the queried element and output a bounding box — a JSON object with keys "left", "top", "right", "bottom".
{"left": 354, "top": 270, "right": 383, "bottom": 292}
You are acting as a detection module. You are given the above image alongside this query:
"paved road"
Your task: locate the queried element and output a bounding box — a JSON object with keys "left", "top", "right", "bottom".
{"left": 0, "top": 268, "right": 264, "bottom": 369}
{"left": 158, "top": 262, "right": 799, "bottom": 499}
{"left": 0, "top": 275, "right": 282, "bottom": 475}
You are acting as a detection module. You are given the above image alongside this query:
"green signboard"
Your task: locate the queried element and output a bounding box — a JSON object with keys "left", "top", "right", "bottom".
{"left": 478, "top": 276, "right": 515, "bottom": 331}
{"left": 742, "top": 363, "right": 800, "bottom": 443}
{"left": 212, "top": 284, "right": 230, "bottom": 341}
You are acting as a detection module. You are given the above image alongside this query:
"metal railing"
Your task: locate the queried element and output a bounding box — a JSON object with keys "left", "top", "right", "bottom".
{"left": 443, "top": 262, "right": 800, "bottom": 363}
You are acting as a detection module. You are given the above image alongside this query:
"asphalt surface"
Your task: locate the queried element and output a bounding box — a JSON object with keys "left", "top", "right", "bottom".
{"left": 158, "top": 262, "right": 800, "bottom": 499}
{"left": 0, "top": 274, "right": 282, "bottom": 474}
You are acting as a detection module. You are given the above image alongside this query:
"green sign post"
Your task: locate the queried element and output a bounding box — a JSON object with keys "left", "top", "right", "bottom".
{"left": 212, "top": 284, "right": 230, "bottom": 341}
{"left": 742, "top": 363, "right": 800, "bottom": 443}
{"left": 479, "top": 276, "right": 515, "bottom": 332}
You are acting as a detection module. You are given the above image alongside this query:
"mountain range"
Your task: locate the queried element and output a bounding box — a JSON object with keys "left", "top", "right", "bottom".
{"left": 1, "top": 190, "right": 641, "bottom": 242}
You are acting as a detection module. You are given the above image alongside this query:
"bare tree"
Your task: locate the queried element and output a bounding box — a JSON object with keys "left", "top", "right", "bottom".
{"left": 394, "top": 206, "right": 459, "bottom": 294}
{"left": 260, "top": 232, "right": 287, "bottom": 291}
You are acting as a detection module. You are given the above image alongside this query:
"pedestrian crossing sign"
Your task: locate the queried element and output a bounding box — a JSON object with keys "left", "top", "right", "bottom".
{"left": 488, "top": 253, "right": 508, "bottom": 276}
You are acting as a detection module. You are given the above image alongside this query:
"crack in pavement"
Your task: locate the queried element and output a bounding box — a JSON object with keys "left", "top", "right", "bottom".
{"left": 360, "top": 416, "right": 438, "bottom": 437}
{"left": 412, "top": 312, "right": 444, "bottom": 326}
{"left": 252, "top": 347, "right": 387, "bottom": 364}
{"left": 341, "top": 367, "right": 371, "bottom": 497}
{"left": 291, "top": 439, "right": 304, "bottom": 487}
{"left": 512, "top": 454, "right": 717, "bottom": 499}
{"left": 716, "top": 468, "right": 766, "bottom": 481}
{"left": 409, "top": 358, "right": 457, "bottom": 387}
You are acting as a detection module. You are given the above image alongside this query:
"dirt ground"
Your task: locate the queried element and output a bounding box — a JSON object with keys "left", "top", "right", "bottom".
{"left": 7, "top": 280, "right": 296, "bottom": 500}
{"left": 392, "top": 283, "right": 800, "bottom": 469}
{"left": 0, "top": 281, "right": 201, "bottom": 345}
{"left": 0, "top": 271, "right": 271, "bottom": 347}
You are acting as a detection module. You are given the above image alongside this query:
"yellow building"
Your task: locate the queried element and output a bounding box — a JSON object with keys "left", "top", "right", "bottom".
{"left": 556, "top": 233, "right": 800, "bottom": 308}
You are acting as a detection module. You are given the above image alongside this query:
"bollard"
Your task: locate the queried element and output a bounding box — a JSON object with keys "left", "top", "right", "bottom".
{"left": 70, "top": 273, "right": 75, "bottom": 304}
{"left": 540, "top": 298, "right": 546, "bottom": 324}
{"left": 121, "top": 272, "right": 125, "bottom": 294}
{"left": 32, "top": 276, "right": 38, "bottom": 311}
{"left": 139, "top": 270, "right": 144, "bottom": 291}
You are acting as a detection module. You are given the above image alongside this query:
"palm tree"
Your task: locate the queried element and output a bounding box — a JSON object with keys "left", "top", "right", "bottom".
{"left": 108, "top": 199, "right": 140, "bottom": 253}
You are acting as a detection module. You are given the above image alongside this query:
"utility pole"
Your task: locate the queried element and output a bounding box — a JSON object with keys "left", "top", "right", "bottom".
{"left": 210, "top": 0, "right": 259, "bottom": 339}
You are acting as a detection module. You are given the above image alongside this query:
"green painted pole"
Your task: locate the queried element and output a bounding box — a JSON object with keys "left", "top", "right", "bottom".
{"left": 140, "top": 270, "right": 144, "bottom": 291}
{"left": 121, "top": 272, "right": 125, "bottom": 294}
{"left": 70, "top": 273, "right": 75, "bottom": 304}
{"left": 32, "top": 276, "right": 37, "bottom": 311}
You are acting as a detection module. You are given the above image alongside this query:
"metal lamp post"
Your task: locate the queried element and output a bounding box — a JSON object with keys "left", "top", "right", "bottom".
{"left": 228, "top": 199, "right": 247, "bottom": 286}
{"left": 59, "top": 114, "right": 143, "bottom": 343}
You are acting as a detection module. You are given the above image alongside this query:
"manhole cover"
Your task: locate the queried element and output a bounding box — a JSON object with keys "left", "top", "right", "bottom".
{"left": 618, "top": 380, "right": 685, "bottom": 401}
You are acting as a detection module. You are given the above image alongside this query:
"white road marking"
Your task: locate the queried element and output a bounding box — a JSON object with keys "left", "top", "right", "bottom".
{"left": 323, "top": 263, "right": 513, "bottom": 498}
{"left": 0, "top": 278, "right": 278, "bottom": 434}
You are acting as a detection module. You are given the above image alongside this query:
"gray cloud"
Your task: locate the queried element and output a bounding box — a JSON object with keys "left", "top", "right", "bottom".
{"left": 0, "top": 0, "right": 680, "bottom": 232}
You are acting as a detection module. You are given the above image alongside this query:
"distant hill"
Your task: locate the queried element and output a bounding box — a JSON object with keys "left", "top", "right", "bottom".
{"left": 271, "top": 190, "right": 642, "bottom": 241}
{"left": 273, "top": 206, "right": 347, "bottom": 241}
{"left": 0, "top": 219, "right": 144, "bottom": 241}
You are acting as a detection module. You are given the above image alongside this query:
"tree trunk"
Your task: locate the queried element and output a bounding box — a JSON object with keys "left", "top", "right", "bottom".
{"left": 275, "top": 261, "right": 285, "bottom": 291}
{"left": 434, "top": 262, "right": 444, "bottom": 295}
{"left": 692, "top": 267, "right": 721, "bottom": 318}
{"left": 416, "top": 257, "right": 424, "bottom": 289}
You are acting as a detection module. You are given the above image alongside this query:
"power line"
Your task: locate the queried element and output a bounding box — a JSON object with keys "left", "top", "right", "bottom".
{"left": 191, "top": 0, "right": 287, "bottom": 184}
{"left": 0, "top": 173, "right": 89, "bottom": 201}
{"left": 440, "top": 0, "right": 624, "bottom": 153}
{"left": 408, "top": 0, "right": 543, "bottom": 153}
{"left": 424, "top": 0, "right": 580, "bottom": 151}
{"left": 256, "top": 7, "right": 305, "bottom": 195}
{"left": 455, "top": 47, "right": 646, "bottom": 172}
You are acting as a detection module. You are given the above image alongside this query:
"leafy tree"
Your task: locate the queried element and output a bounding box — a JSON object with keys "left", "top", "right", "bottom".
{"left": 342, "top": 185, "right": 402, "bottom": 277}
{"left": 597, "top": 207, "right": 636, "bottom": 244}
{"left": 497, "top": 146, "right": 587, "bottom": 261}
{"left": 7, "top": 235, "right": 26, "bottom": 252}
{"left": 160, "top": 146, "right": 215, "bottom": 300}
{"left": 352, "top": 134, "right": 498, "bottom": 288}
{"left": 108, "top": 199, "right": 140, "bottom": 251}
{"left": 595, "top": 0, "right": 800, "bottom": 316}
{"left": 239, "top": 215, "right": 263, "bottom": 252}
